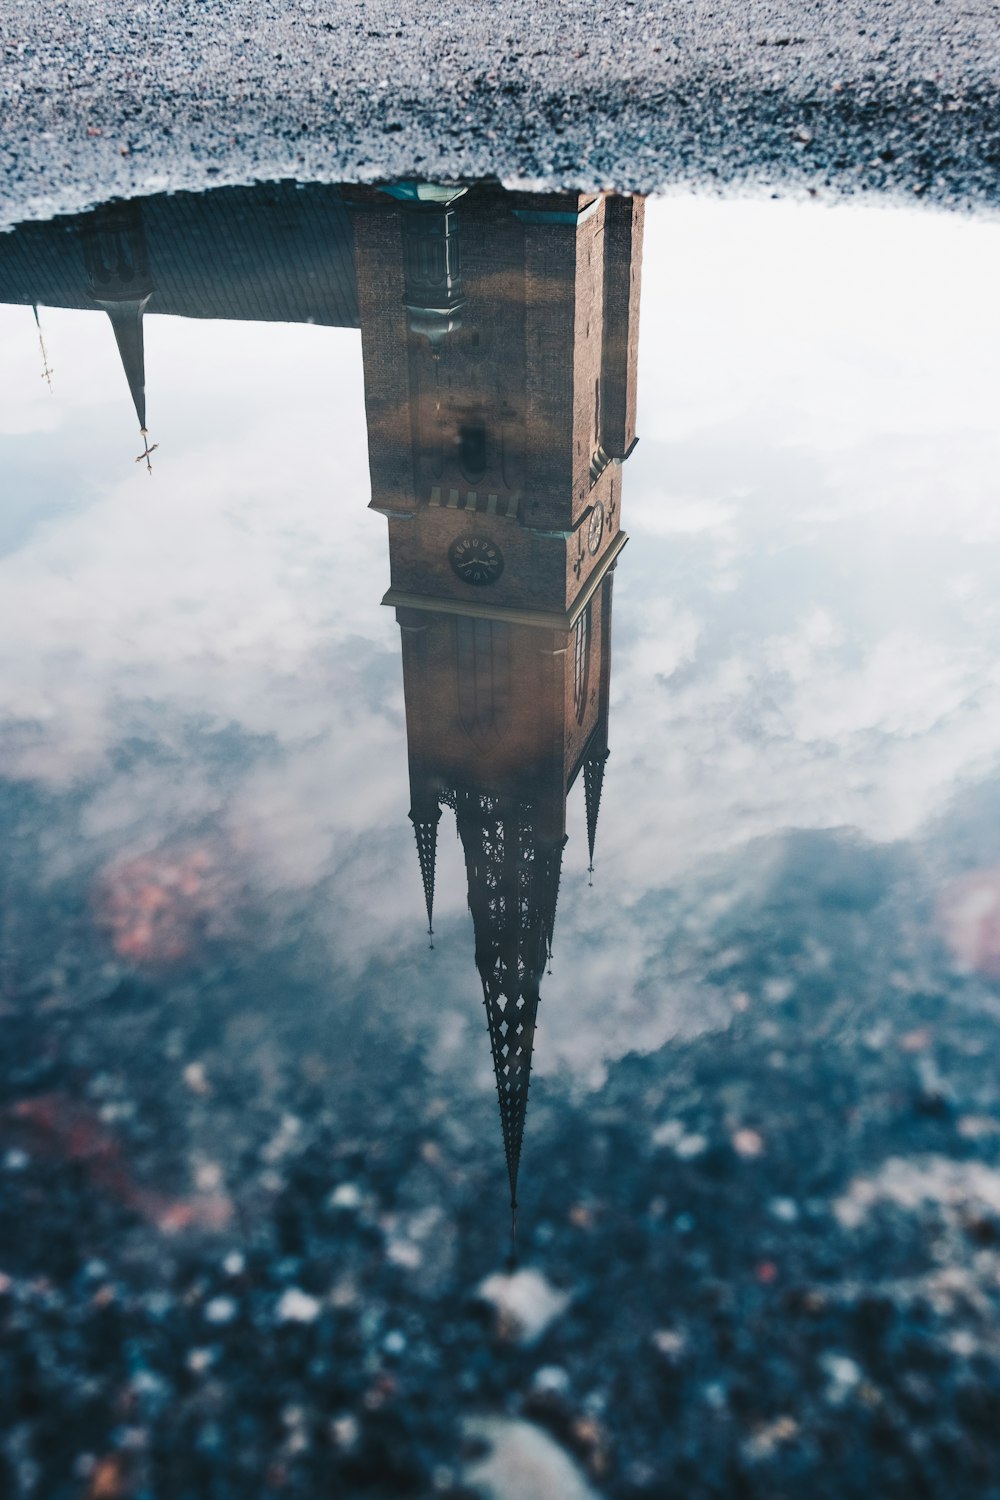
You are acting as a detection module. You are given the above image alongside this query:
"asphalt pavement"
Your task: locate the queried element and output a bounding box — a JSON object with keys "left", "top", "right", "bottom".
{"left": 0, "top": 0, "right": 998, "bottom": 227}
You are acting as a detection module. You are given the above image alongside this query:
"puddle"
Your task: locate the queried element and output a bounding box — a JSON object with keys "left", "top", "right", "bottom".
{"left": 1, "top": 180, "right": 1000, "bottom": 1498}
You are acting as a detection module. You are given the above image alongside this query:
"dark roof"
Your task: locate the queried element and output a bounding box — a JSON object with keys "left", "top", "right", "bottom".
{"left": 0, "top": 182, "right": 359, "bottom": 328}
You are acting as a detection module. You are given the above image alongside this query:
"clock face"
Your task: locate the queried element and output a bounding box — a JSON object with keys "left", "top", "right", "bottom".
{"left": 587, "top": 501, "right": 605, "bottom": 556}
{"left": 448, "top": 534, "right": 505, "bottom": 586}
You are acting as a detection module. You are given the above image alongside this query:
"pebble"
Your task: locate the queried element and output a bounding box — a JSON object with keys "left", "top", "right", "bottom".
{"left": 743, "top": 1414, "right": 799, "bottom": 1461}
{"left": 275, "top": 1287, "right": 322, "bottom": 1323}
{"left": 203, "top": 1296, "right": 237, "bottom": 1325}
{"left": 262, "top": 1114, "right": 302, "bottom": 1164}
{"left": 820, "top": 1352, "right": 863, "bottom": 1403}
{"left": 652, "top": 1119, "right": 708, "bottom": 1158}
{"left": 461, "top": 1416, "right": 601, "bottom": 1500}
{"left": 651, "top": 1328, "right": 686, "bottom": 1363}
{"left": 329, "top": 1414, "right": 360, "bottom": 1452}
{"left": 328, "top": 1182, "right": 362, "bottom": 1211}
{"left": 476, "top": 1269, "right": 570, "bottom": 1345}
{"left": 385, "top": 1237, "right": 423, "bottom": 1270}
{"left": 732, "top": 1128, "right": 765, "bottom": 1159}
{"left": 183, "top": 1062, "right": 210, "bottom": 1095}
{"left": 702, "top": 1381, "right": 727, "bottom": 1411}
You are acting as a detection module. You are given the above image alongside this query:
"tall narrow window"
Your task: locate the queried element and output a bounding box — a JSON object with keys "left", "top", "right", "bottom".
{"left": 457, "top": 617, "right": 511, "bottom": 748}
{"left": 459, "top": 422, "right": 487, "bottom": 481}
{"left": 573, "top": 603, "right": 592, "bottom": 723}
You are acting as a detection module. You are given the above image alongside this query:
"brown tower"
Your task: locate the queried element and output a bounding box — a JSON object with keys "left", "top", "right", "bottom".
{"left": 351, "top": 184, "right": 643, "bottom": 1229}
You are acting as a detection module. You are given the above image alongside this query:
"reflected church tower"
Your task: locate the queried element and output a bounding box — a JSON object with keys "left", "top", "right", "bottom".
{"left": 350, "top": 185, "right": 643, "bottom": 1230}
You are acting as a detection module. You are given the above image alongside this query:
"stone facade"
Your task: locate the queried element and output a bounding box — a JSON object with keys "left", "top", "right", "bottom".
{"left": 351, "top": 183, "right": 644, "bottom": 1216}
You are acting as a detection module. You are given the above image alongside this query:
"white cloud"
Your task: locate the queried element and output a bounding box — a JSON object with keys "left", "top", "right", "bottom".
{"left": 2, "top": 197, "right": 1000, "bottom": 1081}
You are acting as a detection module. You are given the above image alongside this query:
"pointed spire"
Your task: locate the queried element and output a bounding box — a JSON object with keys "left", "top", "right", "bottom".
{"left": 409, "top": 805, "right": 441, "bottom": 945}
{"left": 102, "top": 296, "right": 151, "bottom": 433}
{"left": 584, "top": 748, "right": 610, "bottom": 884}
{"left": 454, "top": 791, "right": 565, "bottom": 1214}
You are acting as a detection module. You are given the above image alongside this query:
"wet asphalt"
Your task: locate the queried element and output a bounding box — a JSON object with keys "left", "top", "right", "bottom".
{"left": 1, "top": 0, "right": 998, "bottom": 227}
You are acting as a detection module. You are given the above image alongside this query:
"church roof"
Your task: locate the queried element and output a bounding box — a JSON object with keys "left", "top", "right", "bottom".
{"left": 0, "top": 183, "right": 359, "bottom": 329}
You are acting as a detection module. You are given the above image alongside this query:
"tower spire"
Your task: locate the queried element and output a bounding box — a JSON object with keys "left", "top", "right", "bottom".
{"left": 454, "top": 791, "right": 565, "bottom": 1217}
{"left": 583, "top": 747, "right": 610, "bottom": 885}
{"left": 409, "top": 805, "right": 441, "bottom": 946}
{"left": 101, "top": 296, "right": 151, "bottom": 434}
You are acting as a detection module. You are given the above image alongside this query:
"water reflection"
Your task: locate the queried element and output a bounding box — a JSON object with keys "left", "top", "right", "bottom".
{"left": 0, "top": 181, "right": 644, "bottom": 1227}
{"left": 4, "top": 181, "right": 1000, "bottom": 1498}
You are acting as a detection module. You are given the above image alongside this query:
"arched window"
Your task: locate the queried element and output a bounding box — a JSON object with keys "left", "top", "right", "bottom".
{"left": 81, "top": 205, "right": 151, "bottom": 300}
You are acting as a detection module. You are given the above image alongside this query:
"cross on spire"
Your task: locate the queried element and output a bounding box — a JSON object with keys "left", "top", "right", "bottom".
{"left": 134, "top": 430, "right": 158, "bottom": 475}
{"left": 135, "top": 432, "right": 159, "bottom": 471}
{"left": 32, "top": 306, "right": 54, "bottom": 393}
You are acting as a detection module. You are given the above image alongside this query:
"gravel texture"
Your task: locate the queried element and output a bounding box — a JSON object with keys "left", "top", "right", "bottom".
{"left": 1, "top": 0, "right": 998, "bottom": 228}
{"left": 5, "top": 790, "right": 1000, "bottom": 1497}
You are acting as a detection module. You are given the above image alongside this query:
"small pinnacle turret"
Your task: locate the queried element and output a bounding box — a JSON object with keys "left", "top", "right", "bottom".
{"left": 409, "top": 805, "right": 442, "bottom": 946}
{"left": 584, "top": 747, "right": 610, "bottom": 885}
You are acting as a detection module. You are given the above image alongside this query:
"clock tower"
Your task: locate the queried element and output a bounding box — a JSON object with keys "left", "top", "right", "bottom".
{"left": 350, "top": 183, "right": 643, "bottom": 1232}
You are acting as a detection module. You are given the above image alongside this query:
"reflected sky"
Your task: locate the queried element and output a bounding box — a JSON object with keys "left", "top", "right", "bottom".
{"left": 2, "top": 190, "right": 1000, "bottom": 1114}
